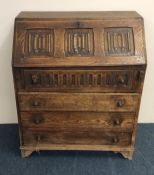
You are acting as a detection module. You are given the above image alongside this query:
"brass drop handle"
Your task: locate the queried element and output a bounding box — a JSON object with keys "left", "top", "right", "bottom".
{"left": 118, "top": 77, "right": 125, "bottom": 84}
{"left": 112, "top": 137, "right": 119, "bottom": 143}
{"left": 34, "top": 118, "right": 42, "bottom": 124}
{"left": 32, "top": 79, "right": 38, "bottom": 84}
{"left": 31, "top": 74, "right": 39, "bottom": 84}
{"left": 32, "top": 100, "right": 40, "bottom": 107}
{"left": 116, "top": 99, "right": 125, "bottom": 107}
{"left": 113, "top": 119, "right": 121, "bottom": 126}
{"left": 31, "top": 116, "right": 43, "bottom": 124}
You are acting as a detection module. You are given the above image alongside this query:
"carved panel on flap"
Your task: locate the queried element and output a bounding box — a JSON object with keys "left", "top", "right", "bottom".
{"left": 65, "top": 29, "right": 94, "bottom": 56}
{"left": 23, "top": 70, "right": 138, "bottom": 91}
{"left": 104, "top": 28, "right": 135, "bottom": 56}
{"left": 25, "top": 29, "right": 54, "bottom": 57}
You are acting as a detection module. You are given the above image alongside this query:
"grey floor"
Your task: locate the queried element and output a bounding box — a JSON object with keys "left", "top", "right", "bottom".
{"left": 0, "top": 124, "right": 153, "bottom": 175}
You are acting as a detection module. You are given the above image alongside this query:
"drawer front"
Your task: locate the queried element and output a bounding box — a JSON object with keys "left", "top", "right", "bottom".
{"left": 20, "top": 112, "right": 135, "bottom": 130}
{"left": 22, "top": 69, "right": 140, "bottom": 92}
{"left": 18, "top": 93, "right": 139, "bottom": 112}
{"left": 23, "top": 129, "right": 132, "bottom": 146}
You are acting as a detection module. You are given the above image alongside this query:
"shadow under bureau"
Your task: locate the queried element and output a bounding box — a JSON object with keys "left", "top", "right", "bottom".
{"left": 12, "top": 11, "right": 147, "bottom": 159}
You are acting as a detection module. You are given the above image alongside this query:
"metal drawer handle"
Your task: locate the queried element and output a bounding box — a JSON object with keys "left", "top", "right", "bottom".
{"left": 31, "top": 116, "right": 43, "bottom": 124}
{"left": 116, "top": 99, "right": 125, "bottom": 107}
{"left": 112, "top": 137, "right": 119, "bottom": 143}
{"left": 113, "top": 119, "right": 121, "bottom": 126}
{"left": 118, "top": 77, "right": 125, "bottom": 85}
{"left": 32, "top": 100, "right": 40, "bottom": 107}
{"left": 31, "top": 74, "right": 39, "bottom": 84}
{"left": 34, "top": 118, "right": 42, "bottom": 124}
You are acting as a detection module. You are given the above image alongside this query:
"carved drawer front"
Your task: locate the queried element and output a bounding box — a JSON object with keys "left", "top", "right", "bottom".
{"left": 18, "top": 92, "right": 139, "bottom": 112}
{"left": 23, "top": 129, "right": 132, "bottom": 146}
{"left": 21, "top": 112, "right": 135, "bottom": 130}
{"left": 22, "top": 69, "right": 141, "bottom": 92}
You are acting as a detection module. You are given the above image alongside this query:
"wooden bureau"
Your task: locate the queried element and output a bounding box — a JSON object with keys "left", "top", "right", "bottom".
{"left": 12, "top": 11, "right": 147, "bottom": 159}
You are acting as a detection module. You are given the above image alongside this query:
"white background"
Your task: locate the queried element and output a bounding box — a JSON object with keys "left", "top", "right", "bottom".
{"left": 0, "top": 0, "right": 153, "bottom": 123}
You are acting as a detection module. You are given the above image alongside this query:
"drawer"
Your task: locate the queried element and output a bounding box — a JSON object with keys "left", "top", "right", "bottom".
{"left": 21, "top": 112, "right": 135, "bottom": 130}
{"left": 21, "top": 69, "right": 141, "bottom": 92}
{"left": 18, "top": 92, "right": 139, "bottom": 112}
{"left": 23, "top": 129, "right": 132, "bottom": 146}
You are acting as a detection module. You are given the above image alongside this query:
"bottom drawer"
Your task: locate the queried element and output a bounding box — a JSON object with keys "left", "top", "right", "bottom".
{"left": 22, "top": 129, "right": 132, "bottom": 146}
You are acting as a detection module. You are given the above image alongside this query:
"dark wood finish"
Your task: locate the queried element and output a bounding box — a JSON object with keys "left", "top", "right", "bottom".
{"left": 13, "top": 11, "right": 146, "bottom": 67}
{"left": 15, "top": 11, "right": 143, "bottom": 20}
{"left": 23, "top": 129, "right": 132, "bottom": 146}
{"left": 12, "top": 11, "right": 147, "bottom": 160}
{"left": 19, "top": 69, "right": 143, "bottom": 92}
{"left": 18, "top": 92, "right": 139, "bottom": 112}
{"left": 20, "top": 112, "right": 135, "bottom": 130}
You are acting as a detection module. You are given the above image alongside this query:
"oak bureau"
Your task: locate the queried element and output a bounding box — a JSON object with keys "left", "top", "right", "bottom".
{"left": 12, "top": 11, "right": 147, "bottom": 159}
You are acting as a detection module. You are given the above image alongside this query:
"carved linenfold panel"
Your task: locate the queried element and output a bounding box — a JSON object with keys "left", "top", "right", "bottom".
{"left": 104, "top": 28, "right": 135, "bottom": 56}
{"left": 65, "top": 29, "right": 94, "bottom": 56}
{"left": 25, "top": 29, "right": 54, "bottom": 57}
{"left": 23, "top": 70, "right": 136, "bottom": 91}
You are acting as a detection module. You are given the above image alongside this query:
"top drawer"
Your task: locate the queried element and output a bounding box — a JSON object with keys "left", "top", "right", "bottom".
{"left": 15, "top": 69, "right": 144, "bottom": 92}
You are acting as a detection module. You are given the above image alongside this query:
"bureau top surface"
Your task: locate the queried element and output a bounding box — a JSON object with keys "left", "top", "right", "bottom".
{"left": 16, "top": 11, "right": 142, "bottom": 21}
